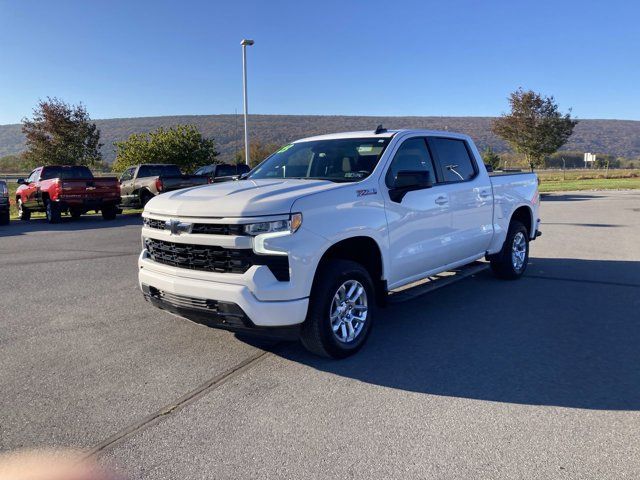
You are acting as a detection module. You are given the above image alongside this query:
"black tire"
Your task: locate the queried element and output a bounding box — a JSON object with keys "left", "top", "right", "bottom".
{"left": 70, "top": 208, "right": 83, "bottom": 219}
{"left": 140, "top": 190, "right": 153, "bottom": 208}
{"left": 0, "top": 210, "right": 9, "bottom": 225}
{"left": 490, "top": 220, "right": 529, "bottom": 279}
{"left": 17, "top": 199, "right": 30, "bottom": 221}
{"left": 300, "top": 259, "right": 375, "bottom": 359}
{"left": 45, "top": 199, "right": 62, "bottom": 224}
{"left": 102, "top": 204, "right": 117, "bottom": 220}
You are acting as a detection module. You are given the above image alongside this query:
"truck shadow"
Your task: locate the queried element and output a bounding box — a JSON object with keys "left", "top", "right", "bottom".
{"left": 253, "top": 257, "right": 640, "bottom": 411}
{"left": 0, "top": 213, "right": 142, "bottom": 237}
{"left": 541, "top": 193, "right": 603, "bottom": 202}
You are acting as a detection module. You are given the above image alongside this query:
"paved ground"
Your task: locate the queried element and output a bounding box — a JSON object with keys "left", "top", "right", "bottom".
{"left": 1, "top": 191, "right": 639, "bottom": 479}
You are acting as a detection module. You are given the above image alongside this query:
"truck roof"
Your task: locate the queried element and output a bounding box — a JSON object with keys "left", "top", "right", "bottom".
{"left": 295, "top": 129, "right": 471, "bottom": 143}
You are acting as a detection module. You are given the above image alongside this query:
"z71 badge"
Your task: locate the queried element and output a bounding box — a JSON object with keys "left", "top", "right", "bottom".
{"left": 356, "top": 188, "right": 377, "bottom": 197}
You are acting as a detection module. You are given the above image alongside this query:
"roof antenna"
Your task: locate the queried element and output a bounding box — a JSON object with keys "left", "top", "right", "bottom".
{"left": 374, "top": 124, "right": 386, "bottom": 134}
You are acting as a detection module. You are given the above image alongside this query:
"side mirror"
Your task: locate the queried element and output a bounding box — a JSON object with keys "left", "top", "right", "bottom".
{"left": 484, "top": 163, "right": 494, "bottom": 172}
{"left": 16, "top": 178, "right": 26, "bottom": 185}
{"left": 389, "top": 170, "right": 432, "bottom": 202}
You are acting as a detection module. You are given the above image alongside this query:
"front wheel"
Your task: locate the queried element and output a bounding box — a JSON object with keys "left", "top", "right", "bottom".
{"left": 0, "top": 210, "right": 9, "bottom": 225}
{"left": 300, "top": 259, "right": 375, "bottom": 358}
{"left": 490, "top": 220, "right": 529, "bottom": 279}
{"left": 17, "top": 199, "right": 30, "bottom": 221}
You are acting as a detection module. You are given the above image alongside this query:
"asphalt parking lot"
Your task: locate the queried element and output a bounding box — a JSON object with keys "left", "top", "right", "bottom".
{"left": 1, "top": 190, "right": 639, "bottom": 479}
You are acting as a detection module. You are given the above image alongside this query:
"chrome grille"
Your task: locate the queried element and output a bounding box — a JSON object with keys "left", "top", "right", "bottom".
{"left": 144, "top": 238, "right": 251, "bottom": 273}
{"left": 144, "top": 218, "right": 245, "bottom": 235}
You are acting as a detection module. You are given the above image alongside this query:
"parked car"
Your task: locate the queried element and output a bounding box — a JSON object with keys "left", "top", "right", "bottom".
{"left": 119, "top": 164, "right": 209, "bottom": 209}
{"left": 0, "top": 180, "right": 9, "bottom": 225}
{"left": 194, "top": 163, "right": 251, "bottom": 183}
{"left": 16, "top": 166, "right": 121, "bottom": 223}
{"left": 138, "top": 129, "right": 541, "bottom": 358}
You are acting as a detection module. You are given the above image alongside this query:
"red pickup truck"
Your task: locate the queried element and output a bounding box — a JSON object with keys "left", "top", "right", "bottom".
{"left": 16, "top": 165, "right": 121, "bottom": 223}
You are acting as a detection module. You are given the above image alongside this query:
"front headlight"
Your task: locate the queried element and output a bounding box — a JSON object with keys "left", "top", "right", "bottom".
{"left": 244, "top": 213, "right": 302, "bottom": 236}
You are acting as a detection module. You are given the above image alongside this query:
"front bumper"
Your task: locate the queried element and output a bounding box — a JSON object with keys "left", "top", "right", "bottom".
{"left": 139, "top": 252, "right": 309, "bottom": 329}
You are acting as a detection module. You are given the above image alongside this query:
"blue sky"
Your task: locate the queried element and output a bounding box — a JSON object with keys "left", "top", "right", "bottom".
{"left": 1, "top": 0, "right": 638, "bottom": 124}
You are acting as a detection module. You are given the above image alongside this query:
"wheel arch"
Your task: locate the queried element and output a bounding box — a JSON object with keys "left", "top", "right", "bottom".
{"left": 510, "top": 205, "right": 534, "bottom": 236}
{"left": 313, "top": 235, "right": 387, "bottom": 306}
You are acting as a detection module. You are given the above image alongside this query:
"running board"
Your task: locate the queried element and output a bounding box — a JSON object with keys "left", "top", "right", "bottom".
{"left": 387, "top": 261, "right": 489, "bottom": 304}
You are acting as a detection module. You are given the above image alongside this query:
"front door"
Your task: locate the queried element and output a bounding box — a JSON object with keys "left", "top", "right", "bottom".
{"left": 24, "top": 169, "right": 40, "bottom": 208}
{"left": 119, "top": 167, "right": 136, "bottom": 206}
{"left": 381, "top": 137, "right": 453, "bottom": 288}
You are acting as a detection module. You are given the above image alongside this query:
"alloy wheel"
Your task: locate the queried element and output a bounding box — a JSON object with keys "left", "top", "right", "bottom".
{"left": 330, "top": 280, "right": 368, "bottom": 343}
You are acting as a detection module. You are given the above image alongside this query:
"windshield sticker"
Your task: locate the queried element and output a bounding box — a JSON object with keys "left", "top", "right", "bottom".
{"left": 358, "top": 145, "right": 373, "bottom": 153}
{"left": 277, "top": 144, "right": 294, "bottom": 153}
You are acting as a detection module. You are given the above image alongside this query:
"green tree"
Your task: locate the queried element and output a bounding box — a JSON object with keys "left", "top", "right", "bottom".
{"left": 234, "top": 141, "right": 280, "bottom": 167}
{"left": 21, "top": 97, "right": 103, "bottom": 167}
{"left": 481, "top": 146, "right": 501, "bottom": 171}
{"left": 112, "top": 125, "right": 219, "bottom": 173}
{"left": 492, "top": 88, "right": 578, "bottom": 171}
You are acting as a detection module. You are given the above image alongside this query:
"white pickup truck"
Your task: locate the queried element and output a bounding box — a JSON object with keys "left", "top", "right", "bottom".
{"left": 139, "top": 128, "right": 541, "bottom": 358}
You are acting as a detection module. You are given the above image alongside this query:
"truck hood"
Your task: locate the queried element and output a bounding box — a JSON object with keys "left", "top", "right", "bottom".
{"left": 144, "top": 178, "right": 345, "bottom": 218}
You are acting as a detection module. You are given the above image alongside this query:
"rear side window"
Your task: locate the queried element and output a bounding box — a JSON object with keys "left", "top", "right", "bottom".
{"left": 430, "top": 138, "right": 476, "bottom": 182}
{"left": 385, "top": 138, "right": 436, "bottom": 187}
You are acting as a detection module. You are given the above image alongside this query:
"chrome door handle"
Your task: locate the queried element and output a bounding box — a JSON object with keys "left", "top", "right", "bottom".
{"left": 435, "top": 196, "right": 448, "bottom": 205}
{"left": 479, "top": 190, "right": 491, "bottom": 197}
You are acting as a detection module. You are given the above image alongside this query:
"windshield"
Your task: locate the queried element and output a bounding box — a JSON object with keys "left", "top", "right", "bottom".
{"left": 248, "top": 138, "right": 391, "bottom": 182}
{"left": 41, "top": 166, "right": 93, "bottom": 180}
{"left": 138, "top": 164, "right": 182, "bottom": 178}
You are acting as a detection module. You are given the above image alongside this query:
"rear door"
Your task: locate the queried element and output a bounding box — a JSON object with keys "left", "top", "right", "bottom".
{"left": 428, "top": 137, "right": 493, "bottom": 261}
{"left": 119, "top": 167, "right": 136, "bottom": 205}
{"left": 382, "top": 136, "right": 452, "bottom": 287}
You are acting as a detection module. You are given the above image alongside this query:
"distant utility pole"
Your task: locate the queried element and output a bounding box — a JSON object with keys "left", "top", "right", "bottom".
{"left": 241, "top": 39, "right": 254, "bottom": 166}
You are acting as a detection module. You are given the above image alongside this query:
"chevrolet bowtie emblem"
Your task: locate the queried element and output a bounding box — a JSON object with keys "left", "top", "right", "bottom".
{"left": 165, "top": 219, "right": 193, "bottom": 235}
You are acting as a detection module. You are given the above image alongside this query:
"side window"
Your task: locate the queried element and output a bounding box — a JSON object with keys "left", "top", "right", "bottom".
{"left": 196, "top": 166, "right": 213, "bottom": 176}
{"left": 27, "top": 169, "right": 39, "bottom": 183}
{"left": 430, "top": 138, "right": 477, "bottom": 182}
{"left": 385, "top": 138, "right": 436, "bottom": 187}
{"left": 120, "top": 168, "right": 134, "bottom": 182}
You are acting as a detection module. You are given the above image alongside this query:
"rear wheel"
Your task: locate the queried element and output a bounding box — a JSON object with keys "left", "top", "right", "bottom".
{"left": 102, "top": 204, "right": 117, "bottom": 220}
{"left": 17, "top": 199, "right": 30, "bottom": 221}
{"left": 0, "top": 209, "right": 9, "bottom": 225}
{"left": 300, "top": 259, "right": 375, "bottom": 358}
{"left": 490, "top": 220, "right": 529, "bottom": 279}
{"left": 45, "top": 199, "right": 61, "bottom": 223}
{"left": 140, "top": 190, "right": 153, "bottom": 208}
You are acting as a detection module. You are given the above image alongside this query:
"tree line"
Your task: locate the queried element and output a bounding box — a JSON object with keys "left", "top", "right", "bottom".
{"left": 0, "top": 90, "right": 591, "bottom": 173}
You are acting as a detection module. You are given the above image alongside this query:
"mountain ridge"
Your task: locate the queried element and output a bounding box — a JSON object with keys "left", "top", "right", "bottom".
{"left": 2, "top": 114, "right": 640, "bottom": 163}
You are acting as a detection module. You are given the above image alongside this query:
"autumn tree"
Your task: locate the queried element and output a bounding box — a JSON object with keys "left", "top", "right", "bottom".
{"left": 112, "top": 125, "right": 219, "bottom": 173}
{"left": 22, "top": 98, "right": 102, "bottom": 167}
{"left": 234, "top": 141, "right": 280, "bottom": 167}
{"left": 492, "top": 88, "right": 578, "bottom": 171}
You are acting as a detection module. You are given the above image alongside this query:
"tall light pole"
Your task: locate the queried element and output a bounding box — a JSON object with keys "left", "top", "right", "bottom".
{"left": 241, "top": 39, "right": 254, "bottom": 166}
